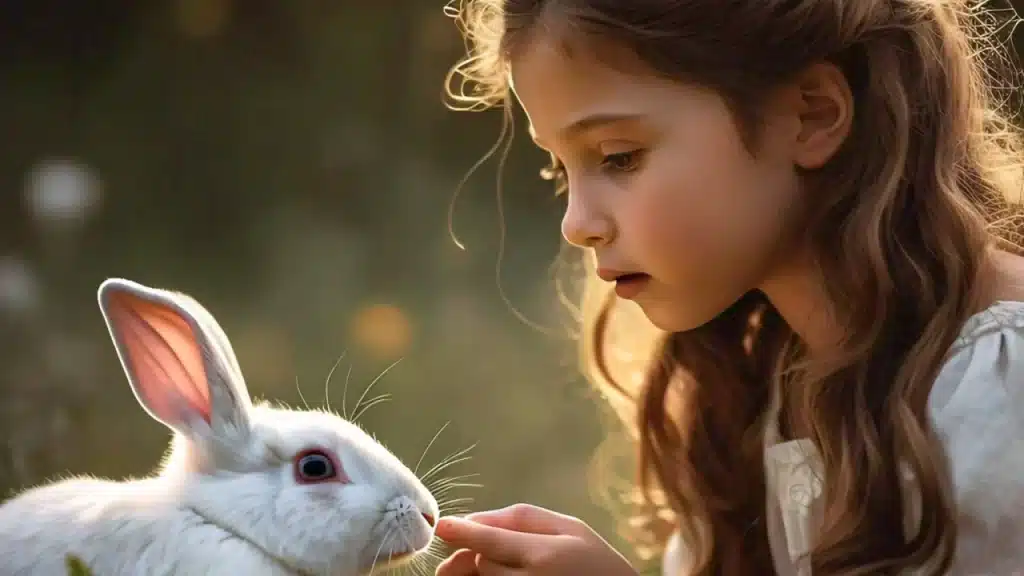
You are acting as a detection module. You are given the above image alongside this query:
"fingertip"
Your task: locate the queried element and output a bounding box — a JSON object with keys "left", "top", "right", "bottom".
{"left": 435, "top": 515, "right": 474, "bottom": 541}
{"left": 474, "top": 554, "right": 501, "bottom": 572}
{"left": 435, "top": 548, "right": 478, "bottom": 576}
{"left": 437, "top": 515, "right": 468, "bottom": 530}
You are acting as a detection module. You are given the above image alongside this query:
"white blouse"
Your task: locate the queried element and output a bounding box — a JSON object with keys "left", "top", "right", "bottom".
{"left": 662, "top": 300, "right": 1024, "bottom": 575}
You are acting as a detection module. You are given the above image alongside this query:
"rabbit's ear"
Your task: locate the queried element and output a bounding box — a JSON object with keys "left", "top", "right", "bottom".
{"left": 96, "top": 278, "right": 252, "bottom": 441}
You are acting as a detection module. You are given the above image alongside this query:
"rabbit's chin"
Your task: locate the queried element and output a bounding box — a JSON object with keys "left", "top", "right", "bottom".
{"left": 370, "top": 549, "right": 418, "bottom": 572}
{"left": 360, "top": 517, "right": 437, "bottom": 574}
{"left": 188, "top": 512, "right": 429, "bottom": 576}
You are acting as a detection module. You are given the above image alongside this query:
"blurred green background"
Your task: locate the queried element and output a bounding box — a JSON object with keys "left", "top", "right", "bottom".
{"left": 0, "top": 0, "right": 624, "bottom": 567}
{"left": 1, "top": 1, "right": 1022, "bottom": 573}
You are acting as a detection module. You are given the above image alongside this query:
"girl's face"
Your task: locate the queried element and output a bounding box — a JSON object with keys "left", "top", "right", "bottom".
{"left": 510, "top": 36, "right": 811, "bottom": 332}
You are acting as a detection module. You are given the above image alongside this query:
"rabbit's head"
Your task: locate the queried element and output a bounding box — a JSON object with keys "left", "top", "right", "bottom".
{"left": 97, "top": 278, "right": 439, "bottom": 575}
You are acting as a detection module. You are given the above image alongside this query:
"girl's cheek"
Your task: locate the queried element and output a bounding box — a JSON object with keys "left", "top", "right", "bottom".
{"left": 633, "top": 191, "right": 699, "bottom": 261}
{"left": 645, "top": 174, "right": 704, "bottom": 235}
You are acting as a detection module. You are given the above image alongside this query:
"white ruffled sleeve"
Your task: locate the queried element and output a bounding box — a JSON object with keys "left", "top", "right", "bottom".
{"left": 927, "top": 302, "right": 1024, "bottom": 572}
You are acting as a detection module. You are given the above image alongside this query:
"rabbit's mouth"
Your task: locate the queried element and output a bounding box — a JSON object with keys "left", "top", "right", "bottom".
{"left": 375, "top": 549, "right": 414, "bottom": 566}
{"left": 186, "top": 506, "right": 315, "bottom": 575}
{"left": 365, "top": 549, "right": 422, "bottom": 576}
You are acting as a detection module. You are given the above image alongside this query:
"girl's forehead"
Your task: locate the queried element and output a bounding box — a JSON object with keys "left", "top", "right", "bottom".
{"left": 509, "top": 36, "right": 684, "bottom": 144}
{"left": 509, "top": 31, "right": 644, "bottom": 93}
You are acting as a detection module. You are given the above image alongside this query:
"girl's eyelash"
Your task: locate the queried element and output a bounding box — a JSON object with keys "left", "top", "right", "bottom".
{"left": 539, "top": 150, "right": 644, "bottom": 197}
{"left": 601, "top": 150, "right": 644, "bottom": 172}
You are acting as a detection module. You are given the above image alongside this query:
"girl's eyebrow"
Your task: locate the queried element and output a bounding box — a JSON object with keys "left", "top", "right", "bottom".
{"left": 532, "top": 112, "right": 647, "bottom": 147}
{"left": 561, "top": 112, "right": 646, "bottom": 138}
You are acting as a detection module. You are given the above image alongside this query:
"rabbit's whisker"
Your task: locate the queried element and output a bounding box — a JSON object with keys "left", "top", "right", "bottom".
{"left": 433, "top": 484, "right": 483, "bottom": 501}
{"left": 413, "top": 421, "right": 450, "bottom": 476}
{"left": 420, "top": 444, "right": 474, "bottom": 484}
{"left": 428, "top": 473, "right": 482, "bottom": 493}
{"left": 422, "top": 545, "right": 446, "bottom": 562}
{"left": 420, "top": 443, "right": 476, "bottom": 485}
{"left": 413, "top": 535, "right": 450, "bottom": 575}
{"left": 438, "top": 496, "right": 475, "bottom": 511}
{"left": 368, "top": 526, "right": 395, "bottom": 576}
{"left": 294, "top": 375, "right": 311, "bottom": 410}
{"left": 396, "top": 531, "right": 424, "bottom": 576}
{"left": 323, "top": 350, "right": 348, "bottom": 416}
{"left": 341, "top": 363, "right": 354, "bottom": 419}
{"left": 431, "top": 478, "right": 483, "bottom": 515}
{"left": 350, "top": 358, "right": 403, "bottom": 422}
{"left": 408, "top": 550, "right": 435, "bottom": 576}
{"left": 352, "top": 393, "right": 392, "bottom": 422}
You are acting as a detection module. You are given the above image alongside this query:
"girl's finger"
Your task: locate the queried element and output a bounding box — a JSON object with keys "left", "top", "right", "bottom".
{"left": 475, "top": 555, "right": 529, "bottom": 576}
{"left": 436, "top": 516, "right": 545, "bottom": 566}
{"left": 466, "top": 503, "right": 579, "bottom": 536}
{"left": 435, "top": 548, "right": 480, "bottom": 576}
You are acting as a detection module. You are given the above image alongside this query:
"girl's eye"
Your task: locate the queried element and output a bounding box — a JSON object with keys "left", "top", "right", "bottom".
{"left": 601, "top": 150, "right": 643, "bottom": 172}
{"left": 293, "top": 449, "right": 343, "bottom": 484}
{"left": 538, "top": 149, "right": 643, "bottom": 196}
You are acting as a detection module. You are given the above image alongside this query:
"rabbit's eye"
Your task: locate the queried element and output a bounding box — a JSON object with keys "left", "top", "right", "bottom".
{"left": 293, "top": 449, "right": 343, "bottom": 484}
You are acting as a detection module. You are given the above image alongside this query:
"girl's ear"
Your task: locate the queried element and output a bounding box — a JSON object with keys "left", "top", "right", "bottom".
{"left": 790, "top": 61, "right": 854, "bottom": 170}
{"left": 97, "top": 278, "right": 252, "bottom": 444}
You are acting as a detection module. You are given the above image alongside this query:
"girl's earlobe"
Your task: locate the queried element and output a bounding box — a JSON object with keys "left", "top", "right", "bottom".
{"left": 793, "top": 62, "right": 854, "bottom": 170}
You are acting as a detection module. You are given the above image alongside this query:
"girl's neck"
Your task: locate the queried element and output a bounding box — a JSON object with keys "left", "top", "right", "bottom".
{"left": 757, "top": 253, "right": 836, "bottom": 441}
{"left": 758, "top": 245, "right": 1024, "bottom": 350}
{"left": 760, "top": 245, "right": 1024, "bottom": 440}
{"left": 758, "top": 253, "right": 836, "bottom": 353}
{"left": 978, "top": 247, "right": 1024, "bottom": 306}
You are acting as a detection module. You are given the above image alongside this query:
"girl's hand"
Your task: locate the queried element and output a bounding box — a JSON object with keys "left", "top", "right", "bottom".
{"left": 434, "top": 503, "right": 638, "bottom": 576}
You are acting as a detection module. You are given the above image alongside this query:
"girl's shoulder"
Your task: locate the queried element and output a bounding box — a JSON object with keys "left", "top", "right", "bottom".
{"left": 933, "top": 251, "right": 1024, "bottom": 433}
{"left": 928, "top": 300, "right": 1024, "bottom": 572}
{"left": 930, "top": 299, "right": 1024, "bottom": 419}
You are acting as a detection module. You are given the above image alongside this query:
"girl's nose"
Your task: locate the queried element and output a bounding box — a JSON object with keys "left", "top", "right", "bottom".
{"left": 561, "top": 190, "right": 615, "bottom": 248}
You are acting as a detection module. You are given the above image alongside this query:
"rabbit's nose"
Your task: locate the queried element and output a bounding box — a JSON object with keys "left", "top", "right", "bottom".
{"left": 421, "top": 512, "right": 435, "bottom": 527}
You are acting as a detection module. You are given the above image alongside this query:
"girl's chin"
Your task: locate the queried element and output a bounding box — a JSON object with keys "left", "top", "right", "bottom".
{"left": 633, "top": 298, "right": 729, "bottom": 334}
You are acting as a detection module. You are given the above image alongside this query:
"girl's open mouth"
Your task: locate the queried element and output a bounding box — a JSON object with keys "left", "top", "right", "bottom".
{"left": 614, "top": 273, "right": 650, "bottom": 299}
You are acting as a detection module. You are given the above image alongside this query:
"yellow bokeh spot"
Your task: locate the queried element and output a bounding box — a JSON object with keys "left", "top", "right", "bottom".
{"left": 350, "top": 304, "right": 412, "bottom": 359}
{"left": 176, "top": 0, "right": 232, "bottom": 40}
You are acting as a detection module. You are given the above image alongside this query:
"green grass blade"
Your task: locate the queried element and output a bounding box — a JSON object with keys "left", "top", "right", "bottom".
{"left": 65, "top": 554, "right": 93, "bottom": 576}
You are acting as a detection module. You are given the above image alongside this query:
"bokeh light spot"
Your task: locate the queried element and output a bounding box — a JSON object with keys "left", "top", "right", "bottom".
{"left": 350, "top": 304, "right": 412, "bottom": 359}
{"left": 176, "top": 0, "right": 232, "bottom": 40}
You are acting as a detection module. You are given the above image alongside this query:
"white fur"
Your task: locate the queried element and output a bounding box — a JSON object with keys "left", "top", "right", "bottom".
{"left": 0, "top": 278, "right": 439, "bottom": 575}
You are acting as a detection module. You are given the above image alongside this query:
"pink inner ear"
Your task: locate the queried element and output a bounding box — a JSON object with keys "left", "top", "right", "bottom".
{"left": 109, "top": 292, "right": 212, "bottom": 424}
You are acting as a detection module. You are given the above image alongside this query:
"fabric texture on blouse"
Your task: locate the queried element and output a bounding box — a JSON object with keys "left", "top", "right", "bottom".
{"left": 661, "top": 300, "right": 1024, "bottom": 575}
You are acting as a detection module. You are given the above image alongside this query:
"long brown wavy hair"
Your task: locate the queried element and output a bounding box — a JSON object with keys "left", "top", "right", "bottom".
{"left": 444, "top": 0, "right": 1024, "bottom": 573}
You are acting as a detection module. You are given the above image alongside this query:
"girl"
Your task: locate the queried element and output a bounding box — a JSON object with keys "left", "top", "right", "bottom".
{"left": 436, "top": 0, "right": 1024, "bottom": 574}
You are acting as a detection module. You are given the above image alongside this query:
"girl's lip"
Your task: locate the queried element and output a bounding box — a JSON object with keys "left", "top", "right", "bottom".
{"left": 613, "top": 274, "right": 650, "bottom": 299}
{"left": 596, "top": 267, "right": 643, "bottom": 282}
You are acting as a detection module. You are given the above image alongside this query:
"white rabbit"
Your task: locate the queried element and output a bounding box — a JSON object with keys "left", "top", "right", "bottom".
{"left": 0, "top": 278, "right": 440, "bottom": 576}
